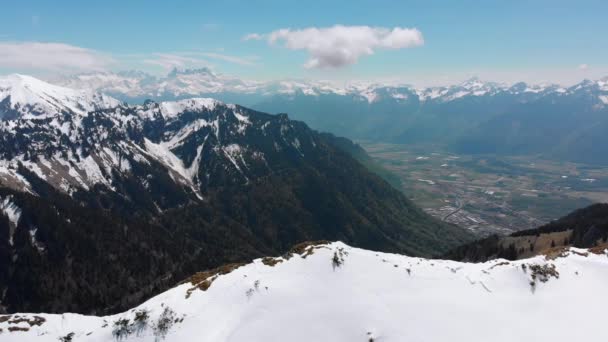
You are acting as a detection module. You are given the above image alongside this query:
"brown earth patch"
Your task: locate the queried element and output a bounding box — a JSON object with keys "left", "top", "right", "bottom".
{"left": 261, "top": 257, "right": 283, "bottom": 267}
{"left": 8, "top": 316, "right": 46, "bottom": 327}
{"left": 285, "top": 240, "right": 330, "bottom": 259}
{"left": 589, "top": 243, "right": 608, "bottom": 255}
{"left": 8, "top": 326, "right": 29, "bottom": 332}
{"left": 182, "top": 262, "right": 246, "bottom": 298}
{"left": 488, "top": 261, "right": 510, "bottom": 270}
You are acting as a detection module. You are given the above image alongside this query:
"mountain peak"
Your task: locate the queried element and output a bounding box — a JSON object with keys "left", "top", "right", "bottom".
{"left": 0, "top": 74, "right": 120, "bottom": 120}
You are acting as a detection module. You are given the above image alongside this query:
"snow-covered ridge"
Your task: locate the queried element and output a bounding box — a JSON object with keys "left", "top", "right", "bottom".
{"left": 1, "top": 241, "right": 606, "bottom": 342}
{"left": 0, "top": 76, "right": 310, "bottom": 198}
{"left": 0, "top": 74, "right": 121, "bottom": 120}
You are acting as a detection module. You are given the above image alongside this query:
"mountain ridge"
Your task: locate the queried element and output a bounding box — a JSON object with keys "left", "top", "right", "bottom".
{"left": 1, "top": 241, "right": 606, "bottom": 342}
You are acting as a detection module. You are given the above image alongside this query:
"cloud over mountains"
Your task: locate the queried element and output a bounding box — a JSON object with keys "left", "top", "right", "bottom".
{"left": 246, "top": 25, "right": 424, "bottom": 69}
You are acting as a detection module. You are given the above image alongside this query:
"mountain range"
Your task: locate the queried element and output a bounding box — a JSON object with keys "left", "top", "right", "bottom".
{"left": 54, "top": 69, "right": 608, "bottom": 164}
{"left": 0, "top": 74, "right": 471, "bottom": 314}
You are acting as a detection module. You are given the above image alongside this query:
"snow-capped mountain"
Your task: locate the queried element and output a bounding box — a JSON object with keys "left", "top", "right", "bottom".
{"left": 56, "top": 68, "right": 264, "bottom": 101}
{"left": 55, "top": 69, "right": 606, "bottom": 105}
{"left": 0, "top": 75, "right": 470, "bottom": 315}
{"left": 0, "top": 74, "right": 313, "bottom": 198}
{"left": 1, "top": 241, "right": 606, "bottom": 342}
{"left": 0, "top": 74, "right": 121, "bottom": 120}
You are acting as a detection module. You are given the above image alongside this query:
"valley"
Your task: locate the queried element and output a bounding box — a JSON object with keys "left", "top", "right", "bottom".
{"left": 362, "top": 142, "right": 608, "bottom": 236}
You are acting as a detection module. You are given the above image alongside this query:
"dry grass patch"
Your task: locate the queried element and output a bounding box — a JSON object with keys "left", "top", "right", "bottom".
{"left": 488, "top": 261, "right": 510, "bottom": 270}
{"left": 571, "top": 250, "right": 589, "bottom": 257}
{"left": 8, "top": 316, "right": 45, "bottom": 327}
{"left": 285, "top": 240, "right": 330, "bottom": 259}
{"left": 261, "top": 257, "right": 283, "bottom": 267}
{"left": 544, "top": 247, "right": 571, "bottom": 260}
{"left": 7, "top": 326, "right": 29, "bottom": 332}
{"left": 502, "top": 230, "right": 573, "bottom": 259}
{"left": 589, "top": 243, "right": 608, "bottom": 255}
{"left": 183, "top": 262, "right": 246, "bottom": 298}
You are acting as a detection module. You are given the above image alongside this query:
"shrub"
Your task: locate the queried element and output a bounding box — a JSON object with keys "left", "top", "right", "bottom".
{"left": 153, "top": 307, "right": 176, "bottom": 341}
{"left": 526, "top": 263, "right": 560, "bottom": 293}
{"left": 246, "top": 288, "right": 255, "bottom": 299}
{"left": 133, "top": 309, "right": 150, "bottom": 336}
{"left": 332, "top": 248, "right": 347, "bottom": 270}
{"left": 112, "top": 318, "right": 133, "bottom": 341}
{"left": 58, "top": 332, "right": 75, "bottom": 342}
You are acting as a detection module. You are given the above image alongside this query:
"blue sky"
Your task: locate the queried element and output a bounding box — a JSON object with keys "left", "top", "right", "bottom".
{"left": 0, "top": 0, "right": 607, "bottom": 85}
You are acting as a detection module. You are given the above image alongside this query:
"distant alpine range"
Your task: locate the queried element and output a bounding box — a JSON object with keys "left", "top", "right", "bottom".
{"left": 55, "top": 69, "right": 608, "bottom": 164}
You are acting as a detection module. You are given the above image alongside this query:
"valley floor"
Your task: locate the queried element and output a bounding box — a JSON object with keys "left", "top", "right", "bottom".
{"left": 1, "top": 242, "right": 606, "bottom": 342}
{"left": 362, "top": 142, "right": 608, "bottom": 236}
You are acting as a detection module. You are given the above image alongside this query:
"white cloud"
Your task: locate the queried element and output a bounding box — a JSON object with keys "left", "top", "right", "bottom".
{"left": 247, "top": 25, "right": 424, "bottom": 68}
{"left": 578, "top": 64, "right": 589, "bottom": 70}
{"left": 143, "top": 51, "right": 257, "bottom": 71}
{"left": 143, "top": 53, "right": 211, "bottom": 71}
{"left": 242, "top": 33, "right": 264, "bottom": 41}
{"left": 0, "top": 41, "right": 113, "bottom": 73}
{"left": 199, "top": 52, "right": 257, "bottom": 66}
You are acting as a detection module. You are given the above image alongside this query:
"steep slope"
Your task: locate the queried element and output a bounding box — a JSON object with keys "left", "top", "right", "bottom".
{"left": 444, "top": 203, "right": 608, "bottom": 262}
{"left": 0, "top": 76, "right": 471, "bottom": 314}
{"left": 1, "top": 241, "right": 606, "bottom": 342}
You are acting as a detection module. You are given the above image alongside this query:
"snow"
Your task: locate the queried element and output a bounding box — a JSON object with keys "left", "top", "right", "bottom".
{"left": 599, "top": 95, "right": 608, "bottom": 105}
{"left": 0, "top": 75, "right": 288, "bottom": 198}
{"left": 143, "top": 138, "right": 190, "bottom": 182}
{"left": 444, "top": 90, "right": 471, "bottom": 101}
{"left": 28, "top": 227, "right": 45, "bottom": 253}
{"left": 2, "top": 242, "right": 607, "bottom": 342}
{"left": 223, "top": 144, "right": 249, "bottom": 179}
{"left": 415, "top": 87, "right": 448, "bottom": 101}
{"left": 232, "top": 109, "right": 251, "bottom": 134}
{"left": 159, "top": 98, "right": 219, "bottom": 118}
{"left": 0, "top": 195, "right": 22, "bottom": 246}
{"left": 358, "top": 88, "right": 378, "bottom": 103}
{"left": 0, "top": 74, "right": 120, "bottom": 119}
{"left": 391, "top": 92, "right": 408, "bottom": 100}
{"left": 81, "top": 155, "right": 111, "bottom": 187}
{"left": 163, "top": 119, "right": 214, "bottom": 149}
{"left": 140, "top": 138, "right": 203, "bottom": 199}
{"left": 48, "top": 70, "right": 608, "bottom": 107}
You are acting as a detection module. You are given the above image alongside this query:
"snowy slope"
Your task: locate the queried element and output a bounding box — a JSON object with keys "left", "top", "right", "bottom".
{"left": 1, "top": 241, "right": 606, "bottom": 342}
{"left": 0, "top": 74, "right": 120, "bottom": 120}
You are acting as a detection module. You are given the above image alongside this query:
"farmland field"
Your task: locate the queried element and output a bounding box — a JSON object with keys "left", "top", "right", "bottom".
{"left": 361, "top": 142, "right": 608, "bottom": 236}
